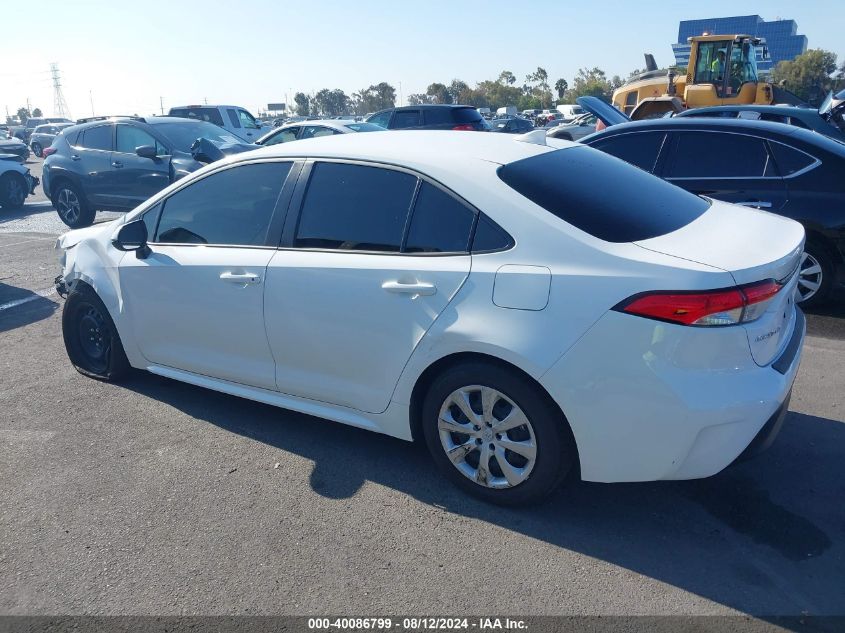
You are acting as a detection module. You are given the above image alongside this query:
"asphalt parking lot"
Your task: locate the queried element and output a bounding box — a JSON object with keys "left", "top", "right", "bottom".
{"left": 1, "top": 157, "right": 844, "bottom": 618}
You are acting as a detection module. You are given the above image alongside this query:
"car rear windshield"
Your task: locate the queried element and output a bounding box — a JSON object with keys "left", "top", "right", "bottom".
{"left": 452, "top": 108, "right": 483, "bottom": 123}
{"left": 497, "top": 146, "right": 710, "bottom": 243}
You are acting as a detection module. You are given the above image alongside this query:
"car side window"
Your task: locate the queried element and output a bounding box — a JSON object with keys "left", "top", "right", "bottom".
{"left": 264, "top": 127, "right": 299, "bottom": 146}
{"left": 471, "top": 214, "right": 514, "bottom": 252}
{"left": 238, "top": 110, "right": 260, "bottom": 130}
{"left": 300, "top": 126, "right": 338, "bottom": 139}
{"left": 404, "top": 183, "right": 475, "bottom": 253}
{"left": 141, "top": 202, "right": 162, "bottom": 238}
{"left": 78, "top": 125, "right": 113, "bottom": 151}
{"left": 392, "top": 110, "right": 421, "bottom": 129}
{"left": 294, "top": 162, "right": 417, "bottom": 252}
{"left": 367, "top": 111, "right": 391, "bottom": 128}
{"left": 768, "top": 142, "right": 817, "bottom": 176}
{"left": 665, "top": 132, "right": 770, "bottom": 179}
{"left": 226, "top": 109, "right": 241, "bottom": 128}
{"left": 115, "top": 125, "right": 167, "bottom": 155}
{"left": 154, "top": 162, "right": 291, "bottom": 246}
{"left": 590, "top": 132, "right": 667, "bottom": 173}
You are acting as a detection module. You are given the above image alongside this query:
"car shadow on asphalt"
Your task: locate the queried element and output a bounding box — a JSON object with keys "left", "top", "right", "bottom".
{"left": 0, "top": 282, "right": 58, "bottom": 333}
{"left": 118, "top": 371, "right": 845, "bottom": 618}
{"left": 0, "top": 201, "right": 55, "bottom": 224}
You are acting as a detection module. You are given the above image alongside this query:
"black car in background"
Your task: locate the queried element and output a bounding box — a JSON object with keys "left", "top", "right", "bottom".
{"left": 489, "top": 118, "right": 534, "bottom": 134}
{"left": 366, "top": 105, "right": 491, "bottom": 131}
{"left": 579, "top": 115, "right": 845, "bottom": 306}
{"left": 42, "top": 116, "right": 256, "bottom": 228}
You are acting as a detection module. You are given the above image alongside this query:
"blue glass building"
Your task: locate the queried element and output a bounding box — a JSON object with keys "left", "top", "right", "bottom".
{"left": 672, "top": 15, "right": 807, "bottom": 72}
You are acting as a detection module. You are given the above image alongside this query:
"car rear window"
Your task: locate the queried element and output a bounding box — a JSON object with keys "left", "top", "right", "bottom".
{"left": 452, "top": 108, "right": 483, "bottom": 123}
{"left": 497, "top": 146, "right": 710, "bottom": 243}
{"left": 169, "top": 107, "right": 224, "bottom": 127}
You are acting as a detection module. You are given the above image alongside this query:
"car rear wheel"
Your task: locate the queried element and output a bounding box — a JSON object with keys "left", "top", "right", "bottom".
{"left": 0, "top": 172, "right": 27, "bottom": 210}
{"left": 796, "top": 244, "right": 834, "bottom": 307}
{"left": 62, "top": 285, "right": 129, "bottom": 381}
{"left": 54, "top": 181, "right": 95, "bottom": 228}
{"left": 31, "top": 142, "right": 42, "bottom": 157}
{"left": 422, "top": 362, "right": 575, "bottom": 505}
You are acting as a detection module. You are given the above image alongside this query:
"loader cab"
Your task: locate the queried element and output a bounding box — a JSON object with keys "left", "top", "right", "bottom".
{"left": 689, "top": 36, "right": 763, "bottom": 103}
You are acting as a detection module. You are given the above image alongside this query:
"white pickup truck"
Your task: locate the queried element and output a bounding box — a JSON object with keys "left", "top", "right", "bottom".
{"left": 167, "top": 105, "right": 272, "bottom": 143}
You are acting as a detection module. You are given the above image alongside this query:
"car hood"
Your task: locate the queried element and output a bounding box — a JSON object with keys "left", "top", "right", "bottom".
{"left": 55, "top": 219, "right": 119, "bottom": 251}
{"left": 576, "top": 96, "right": 629, "bottom": 127}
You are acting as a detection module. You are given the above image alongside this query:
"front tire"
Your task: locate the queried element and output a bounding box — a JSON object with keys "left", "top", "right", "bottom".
{"left": 796, "top": 243, "right": 834, "bottom": 307}
{"left": 62, "top": 285, "right": 129, "bottom": 381}
{"left": 422, "top": 362, "right": 576, "bottom": 506}
{"left": 53, "top": 181, "right": 95, "bottom": 228}
{"left": 0, "top": 172, "right": 27, "bottom": 210}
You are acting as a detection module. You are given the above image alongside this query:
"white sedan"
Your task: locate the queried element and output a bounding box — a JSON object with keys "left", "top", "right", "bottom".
{"left": 55, "top": 131, "right": 806, "bottom": 505}
{"left": 255, "top": 119, "right": 383, "bottom": 146}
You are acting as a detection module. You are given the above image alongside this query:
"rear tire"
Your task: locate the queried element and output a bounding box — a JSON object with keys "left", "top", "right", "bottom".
{"left": 31, "top": 142, "right": 43, "bottom": 158}
{"left": 53, "top": 180, "right": 95, "bottom": 228}
{"left": 62, "top": 285, "right": 129, "bottom": 382}
{"left": 422, "top": 362, "right": 576, "bottom": 506}
{"left": 797, "top": 242, "right": 835, "bottom": 307}
{"left": 0, "top": 172, "right": 27, "bottom": 210}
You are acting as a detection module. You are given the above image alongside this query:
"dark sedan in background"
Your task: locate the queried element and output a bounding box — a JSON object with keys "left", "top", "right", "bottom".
{"left": 489, "top": 118, "right": 535, "bottom": 134}
{"left": 577, "top": 106, "right": 845, "bottom": 306}
{"left": 366, "top": 105, "right": 491, "bottom": 131}
{"left": 43, "top": 116, "right": 257, "bottom": 228}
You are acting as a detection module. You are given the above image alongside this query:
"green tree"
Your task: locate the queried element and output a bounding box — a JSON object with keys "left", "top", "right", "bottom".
{"left": 313, "top": 89, "right": 349, "bottom": 116}
{"left": 770, "top": 49, "right": 838, "bottom": 105}
{"left": 498, "top": 70, "right": 516, "bottom": 86}
{"left": 448, "top": 79, "right": 471, "bottom": 104}
{"left": 293, "top": 92, "right": 310, "bottom": 116}
{"left": 565, "top": 67, "right": 615, "bottom": 103}
{"left": 32, "top": 107, "right": 43, "bottom": 117}
{"left": 525, "top": 67, "right": 552, "bottom": 108}
{"left": 406, "top": 93, "right": 432, "bottom": 105}
{"left": 426, "top": 82, "right": 452, "bottom": 104}
{"left": 554, "top": 78, "right": 568, "bottom": 100}
{"left": 17, "top": 107, "right": 30, "bottom": 124}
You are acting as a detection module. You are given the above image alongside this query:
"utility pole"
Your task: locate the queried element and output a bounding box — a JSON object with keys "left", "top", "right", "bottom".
{"left": 89, "top": 90, "right": 95, "bottom": 117}
{"left": 398, "top": 82, "right": 403, "bottom": 107}
{"left": 160, "top": 96, "right": 164, "bottom": 115}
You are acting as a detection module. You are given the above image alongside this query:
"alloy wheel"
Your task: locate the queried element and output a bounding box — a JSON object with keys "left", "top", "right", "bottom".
{"left": 438, "top": 385, "right": 537, "bottom": 489}
{"left": 796, "top": 251, "right": 823, "bottom": 303}
{"left": 57, "top": 188, "right": 81, "bottom": 224}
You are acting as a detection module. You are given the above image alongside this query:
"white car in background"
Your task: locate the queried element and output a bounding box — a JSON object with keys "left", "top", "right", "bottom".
{"left": 54, "top": 131, "right": 805, "bottom": 505}
{"left": 255, "top": 119, "right": 384, "bottom": 146}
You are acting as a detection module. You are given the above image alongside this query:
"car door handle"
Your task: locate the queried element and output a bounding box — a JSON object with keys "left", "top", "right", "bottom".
{"left": 381, "top": 280, "right": 436, "bottom": 296}
{"left": 111, "top": 161, "right": 123, "bottom": 168}
{"left": 70, "top": 154, "right": 81, "bottom": 161}
{"left": 735, "top": 200, "right": 772, "bottom": 208}
{"left": 220, "top": 272, "right": 261, "bottom": 284}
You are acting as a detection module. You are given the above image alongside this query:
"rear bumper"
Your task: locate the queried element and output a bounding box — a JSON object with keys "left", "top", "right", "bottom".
{"left": 541, "top": 308, "right": 805, "bottom": 483}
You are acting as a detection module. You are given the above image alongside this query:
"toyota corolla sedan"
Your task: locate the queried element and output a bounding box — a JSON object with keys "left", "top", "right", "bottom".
{"left": 55, "top": 131, "right": 806, "bottom": 505}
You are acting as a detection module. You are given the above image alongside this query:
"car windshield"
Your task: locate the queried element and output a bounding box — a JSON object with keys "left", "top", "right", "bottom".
{"left": 344, "top": 123, "right": 385, "bottom": 133}
{"left": 155, "top": 120, "right": 245, "bottom": 151}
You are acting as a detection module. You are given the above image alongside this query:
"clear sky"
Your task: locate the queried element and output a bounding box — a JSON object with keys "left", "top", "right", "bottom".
{"left": 2, "top": 0, "right": 842, "bottom": 119}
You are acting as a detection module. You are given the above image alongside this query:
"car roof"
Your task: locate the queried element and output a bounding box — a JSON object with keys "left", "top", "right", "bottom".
{"left": 246, "top": 130, "right": 573, "bottom": 171}
{"left": 278, "top": 119, "right": 356, "bottom": 130}
{"left": 677, "top": 105, "right": 818, "bottom": 117}
{"left": 377, "top": 104, "right": 477, "bottom": 113}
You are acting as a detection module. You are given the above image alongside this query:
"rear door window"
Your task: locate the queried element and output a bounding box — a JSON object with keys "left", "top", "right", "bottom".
{"left": 300, "top": 126, "right": 339, "bottom": 139}
{"left": 665, "top": 132, "right": 771, "bottom": 178}
{"left": 404, "top": 183, "right": 475, "bottom": 253}
{"left": 589, "top": 132, "right": 667, "bottom": 173}
{"left": 393, "top": 110, "right": 422, "bottom": 129}
{"left": 78, "top": 125, "right": 113, "bottom": 151}
{"left": 497, "top": 145, "right": 709, "bottom": 243}
{"left": 768, "top": 142, "right": 817, "bottom": 176}
{"left": 263, "top": 127, "right": 300, "bottom": 145}
{"left": 169, "top": 107, "right": 224, "bottom": 127}
{"left": 295, "top": 162, "right": 417, "bottom": 252}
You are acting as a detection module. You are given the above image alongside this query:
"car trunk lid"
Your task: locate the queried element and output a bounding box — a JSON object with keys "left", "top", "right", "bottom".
{"left": 634, "top": 199, "right": 804, "bottom": 366}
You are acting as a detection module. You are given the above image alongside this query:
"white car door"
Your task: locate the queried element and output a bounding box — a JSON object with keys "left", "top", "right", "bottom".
{"left": 264, "top": 161, "right": 475, "bottom": 414}
{"left": 120, "top": 160, "right": 296, "bottom": 390}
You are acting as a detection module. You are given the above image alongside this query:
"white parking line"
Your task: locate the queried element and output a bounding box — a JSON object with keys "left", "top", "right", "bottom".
{"left": 0, "top": 287, "right": 57, "bottom": 312}
{"left": 0, "top": 237, "right": 56, "bottom": 248}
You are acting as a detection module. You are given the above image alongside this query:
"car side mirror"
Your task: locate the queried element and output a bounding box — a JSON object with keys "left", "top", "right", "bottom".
{"left": 112, "top": 219, "right": 150, "bottom": 258}
{"left": 136, "top": 145, "right": 157, "bottom": 159}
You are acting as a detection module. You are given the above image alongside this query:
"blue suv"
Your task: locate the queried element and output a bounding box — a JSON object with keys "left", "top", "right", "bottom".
{"left": 43, "top": 116, "right": 256, "bottom": 227}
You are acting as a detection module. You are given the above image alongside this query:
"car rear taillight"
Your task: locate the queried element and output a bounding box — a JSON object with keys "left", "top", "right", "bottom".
{"left": 616, "top": 279, "right": 783, "bottom": 327}
{"left": 42, "top": 146, "right": 57, "bottom": 158}
{"left": 452, "top": 124, "right": 475, "bottom": 131}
